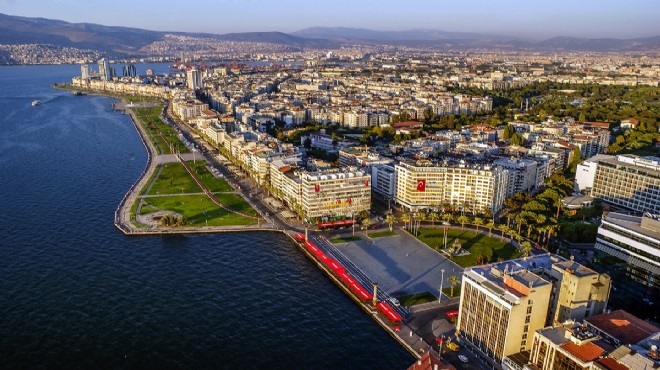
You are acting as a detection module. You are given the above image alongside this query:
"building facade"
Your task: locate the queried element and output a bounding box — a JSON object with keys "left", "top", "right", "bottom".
{"left": 395, "top": 160, "right": 508, "bottom": 213}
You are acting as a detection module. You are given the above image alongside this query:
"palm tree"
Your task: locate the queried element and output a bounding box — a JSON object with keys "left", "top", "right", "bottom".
{"left": 521, "top": 241, "right": 533, "bottom": 257}
{"left": 473, "top": 217, "right": 484, "bottom": 232}
{"left": 449, "top": 275, "right": 459, "bottom": 297}
{"left": 401, "top": 213, "right": 411, "bottom": 231}
{"left": 362, "top": 218, "right": 372, "bottom": 236}
{"left": 442, "top": 213, "right": 452, "bottom": 224}
{"left": 486, "top": 220, "right": 495, "bottom": 237}
{"left": 385, "top": 214, "right": 396, "bottom": 232}
{"left": 497, "top": 224, "right": 508, "bottom": 240}
{"left": 457, "top": 215, "right": 469, "bottom": 229}
{"left": 416, "top": 212, "right": 427, "bottom": 231}
{"left": 429, "top": 211, "right": 438, "bottom": 226}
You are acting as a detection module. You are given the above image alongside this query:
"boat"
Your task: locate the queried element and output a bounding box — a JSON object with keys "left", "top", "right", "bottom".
{"left": 31, "top": 100, "right": 40, "bottom": 106}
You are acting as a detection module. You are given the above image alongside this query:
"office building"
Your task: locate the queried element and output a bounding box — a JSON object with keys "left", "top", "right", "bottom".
{"left": 300, "top": 168, "right": 371, "bottom": 220}
{"left": 122, "top": 63, "right": 137, "bottom": 78}
{"left": 594, "top": 212, "right": 660, "bottom": 301}
{"left": 80, "top": 64, "right": 90, "bottom": 79}
{"left": 395, "top": 160, "right": 508, "bottom": 213}
{"left": 187, "top": 67, "right": 203, "bottom": 90}
{"left": 98, "top": 58, "right": 110, "bottom": 81}
{"left": 457, "top": 254, "right": 611, "bottom": 367}
{"left": 589, "top": 154, "right": 660, "bottom": 214}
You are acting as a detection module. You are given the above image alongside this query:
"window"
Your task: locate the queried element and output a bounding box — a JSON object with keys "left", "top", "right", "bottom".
{"left": 527, "top": 306, "right": 533, "bottom": 314}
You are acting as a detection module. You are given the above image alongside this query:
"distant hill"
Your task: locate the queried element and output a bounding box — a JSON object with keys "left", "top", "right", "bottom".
{"left": 0, "top": 13, "right": 657, "bottom": 55}
{"left": 536, "top": 35, "right": 660, "bottom": 51}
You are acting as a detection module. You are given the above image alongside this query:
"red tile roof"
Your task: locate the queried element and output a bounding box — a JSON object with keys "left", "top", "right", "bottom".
{"left": 393, "top": 121, "right": 424, "bottom": 129}
{"left": 586, "top": 310, "right": 659, "bottom": 345}
{"left": 596, "top": 357, "right": 629, "bottom": 370}
{"left": 561, "top": 341, "right": 605, "bottom": 363}
{"left": 407, "top": 352, "right": 457, "bottom": 370}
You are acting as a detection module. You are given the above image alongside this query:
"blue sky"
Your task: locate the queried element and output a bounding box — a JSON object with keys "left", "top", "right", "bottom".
{"left": 1, "top": 0, "right": 658, "bottom": 39}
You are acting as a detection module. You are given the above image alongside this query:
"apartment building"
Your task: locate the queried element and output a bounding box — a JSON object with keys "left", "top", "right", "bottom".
{"left": 300, "top": 168, "right": 371, "bottom": 220}
{"left": 493, "top": 157, "right": 540, "bottom": 197}
{"left": 594, "top": 212, "right": 660, "bottom": 301}
{"left": 457, "top": 254, "right": 611, "bottom": 368}
{"left": 395, "top": 160, "right": 508, "bottom": 213}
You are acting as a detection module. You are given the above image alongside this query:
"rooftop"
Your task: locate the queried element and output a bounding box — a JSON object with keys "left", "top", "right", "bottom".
{"left": 407, "top": 352, "right": 456, "bottom": 370}
{"left": 603, "top": 212, "right": 660, "bottom": 240}
{"left": 586, "top": 310, "right": 660, "bottom": 345}
{"left": 561, "top": 341, "right": 606, "bottom": 363}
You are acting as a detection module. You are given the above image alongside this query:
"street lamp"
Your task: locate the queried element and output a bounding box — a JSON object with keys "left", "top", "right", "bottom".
{"left": 439, "top": 269, "right": 445, "bottom": 303}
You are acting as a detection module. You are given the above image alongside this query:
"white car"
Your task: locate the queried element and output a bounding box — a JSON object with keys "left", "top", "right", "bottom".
{"left": 442, "top": 221, "right": 451, "bottom": 226}
{"left": 458, "top": 355, "right": 469, "bottom": 363}
{"left": 389, "top": 298, "right": 401, "bottom": 307}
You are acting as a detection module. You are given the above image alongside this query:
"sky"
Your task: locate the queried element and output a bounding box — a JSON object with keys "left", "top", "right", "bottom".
{"left": 1, "top": 0, "right": 659, "bottom": 40}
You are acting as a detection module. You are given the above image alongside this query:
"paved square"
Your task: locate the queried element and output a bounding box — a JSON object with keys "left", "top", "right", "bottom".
{"left": 335, "top": 229, "right": 463, "bottom": 298}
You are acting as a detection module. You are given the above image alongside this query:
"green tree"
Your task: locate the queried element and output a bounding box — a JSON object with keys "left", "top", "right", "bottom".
{"left": 401, "top": 213, "right": 411, "bottom": 231}
{"left": 449, "top": 275, "right": 459, "bottom": 297}
{"left": 521, "top": 241, "right": 533, "bottom": 257}
{"left": 362, "top": 218, "right": 372, "bottom": 236}
{"left": 502, "top": 124, "right": 516, "bottom": 139}
{"left": 457, "top": 215, "right": 469, "bottom": 229}
{"left": 473, "top": 217, "right": 484, "bottom": 231}
{"left": 486, "top": 220, "right": 495, "bottom": 237}
{"left": 385, "top": 214, "right": 396, "bottom": 232}
{"left": 510, "top": 132, "right": 524, "bottom": 146}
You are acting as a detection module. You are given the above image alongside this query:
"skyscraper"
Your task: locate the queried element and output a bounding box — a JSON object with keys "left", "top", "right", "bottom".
{"left": 122, "top": 63, "right": 137, "bottom": 78}
{"left": 186, "top": 67, "right": 202, "bottom": 90}
{"left": 80, "top": 64, "right": 90, "bottom": 79}
{"left": 97, "top": 59, "right": 111, "bottom": 81}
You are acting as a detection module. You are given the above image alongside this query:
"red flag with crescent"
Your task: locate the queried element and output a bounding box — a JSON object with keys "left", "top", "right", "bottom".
{"left": 337, "top": 199, "right": 341, "bottom": 204}
{"left": 347, "top": 198, "right": 352, "bottom": 205}
{"left": 315, "top": 184, "right": 320, "bottom": 192}
{"left": 417, "top": 179, "right": 426, "bottom": 191}
{"left": 364, "top": 179, "right": 369, "bottom": 187}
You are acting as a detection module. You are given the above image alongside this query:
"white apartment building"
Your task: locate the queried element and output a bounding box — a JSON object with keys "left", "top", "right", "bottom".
{"left": 300, "top": 168, "right": 371, "bottom": 220}
{"left": 586, "top": 154, "right": 660, "bottom": 213}
{"left": 372, "top": 164, "right": 396, "bottom": 199}
{"left": 395, "top": 161, "right": 509, "bottom": 213}
{"left": 493, "top": 157, "right": 540, "bottom": 197}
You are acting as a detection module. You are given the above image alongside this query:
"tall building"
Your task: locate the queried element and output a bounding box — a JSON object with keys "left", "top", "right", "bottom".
{"left": 586, "top": 154, "right": 660, "bottom": 214}
{"left": 493, "top": 157, "right": 540, "bottom": 197}
{"left": 457, "top": 254, "right": 611, "bottom": 367}
{"left": 300, "top": 168, "right": 371, "bottom": 220}
{"left": 395, "top": 160, "right": 508, "bottom": 213}
{"left": 186, "top": 67, "right": 203, "bottom": 90}
{"left": 594, "top": 212, "right": 660, "bottom": 302}
{"left": 97, "top": 58, "right": 110, "bottom": 81}
{"left": 122, "top": 63, "right": 137, "bottom": 77}
{"left": 80, "top": 64, "right": 90, "bottom": 79}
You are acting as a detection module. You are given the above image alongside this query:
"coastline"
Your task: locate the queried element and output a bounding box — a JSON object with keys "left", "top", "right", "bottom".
{"left": 55, "top": 84, "right": 435, "bottom": 363}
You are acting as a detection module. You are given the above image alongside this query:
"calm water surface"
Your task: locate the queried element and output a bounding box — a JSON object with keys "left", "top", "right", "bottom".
{"left": 0, "top": 64, "right": 411, "bottom": 369}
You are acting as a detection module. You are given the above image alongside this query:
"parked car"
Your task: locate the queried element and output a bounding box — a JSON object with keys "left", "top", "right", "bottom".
{"left": 447, "top": 342, "right": 460, "bottom": 352}
{"left": 441, "top": 221, "right": 451, "bottom": 226}
{"left": 388, "top": 298, "right": 400, "bottom": 307}
{"left": 458, "top": 355, "right": 469, "bottom": 363}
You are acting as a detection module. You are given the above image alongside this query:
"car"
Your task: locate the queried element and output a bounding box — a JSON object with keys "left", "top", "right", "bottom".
{"left": 458, "top": 355, "right": 469, "bottom": 363}
{"left": 446, "top": 342, "right": 460, "bottom": 352}
{"left": 388, "top": 298, "right": 400, "bottom": 307}
{"left": 441, "top": 221, "right": 451, "bottom": 226}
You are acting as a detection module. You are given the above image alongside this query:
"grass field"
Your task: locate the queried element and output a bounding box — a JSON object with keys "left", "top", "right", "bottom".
{"left": 146, "top": 195, "right": 257, "bottom": 226}
{"left": 133, "top": 107, "right": 189, "bottom": 155}
{"left": 329, "top": 236, "right": 361, "bottom": 243}
{"left": 368, "top": 230, "right": 397, "bottom": 238}
{"left": 398, "top": 292, "right": 437, "bottom": 307}
{"left": 416, "top": 228, "right": 520, "bottom": 268}
{"left": 146, "top": 162, "right": 202, "bottom": 195}
{"left": 188, "top": 162, "right": 233, "bottom": 193}
{"left": 442, "top": 286, "right": 461, "bottom": 298}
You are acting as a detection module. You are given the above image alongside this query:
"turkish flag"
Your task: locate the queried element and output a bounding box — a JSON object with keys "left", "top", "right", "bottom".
{"left": 337, "top": 199, "right": 341, "bottom": 204}
{"left": 315, "top": 184, "right": 320, "bottom": 192}
{"left": 435, "top": 337, "right": 444, "bottom": 344}
{"left": 362, "top": 160, "right": 366, "bottom": 166}
{"left": 347, "top": 198, "right": 352, "bottom": 205}
{"left": 417, "top": 179, "right": 426, "bottom": 191}
{"left": 364, "top": 180, "right": 369, "bottom": 187}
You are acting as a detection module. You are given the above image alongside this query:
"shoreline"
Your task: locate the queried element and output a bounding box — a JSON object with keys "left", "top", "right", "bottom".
{"left": 56, "top": 85, "right": 433, "bottom": 363}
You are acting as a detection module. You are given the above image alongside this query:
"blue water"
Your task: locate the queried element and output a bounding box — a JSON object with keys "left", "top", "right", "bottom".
{"left": 0, "top": 65, "right": 411, "bottom": 369}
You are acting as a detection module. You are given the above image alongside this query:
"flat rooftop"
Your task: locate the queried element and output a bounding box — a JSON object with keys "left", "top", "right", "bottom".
{"left": 603, "top": 212, "right": 660, "bottom": 240}
{"left": 586, "top": 310, "right": 660, "bottom": 345}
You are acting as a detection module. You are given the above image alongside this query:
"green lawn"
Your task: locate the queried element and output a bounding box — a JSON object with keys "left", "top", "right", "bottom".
{"left": 416, "top": 228, "right": 520, "bottom": 268}
{"left": 146, "top": 195, "right": 257, "bottom": 226}
{"left": 214, "top": 193, "right": 259, "bottom": 216}
{"left": 398, "top": 292, "right": 437, "bottom": 307}
{"left": 368, "top": 230, "right": 397, "bottom": 238}
{"left": 188, "top": 162, "right": 233, "bottom": 193}
{"left": 147, "top": 162, "right": 202, "bottom": 195}
{"left": 329, "top": 236, "right": 361, "bottom": 243}
{"left": 133, "top": 107, "right": 189, "bottom": 155}
{"left": 139, "top": 203, "right": 159, "bottom": 215}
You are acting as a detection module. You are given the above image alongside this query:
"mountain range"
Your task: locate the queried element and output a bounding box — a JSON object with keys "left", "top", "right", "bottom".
{"left": 0, "top": 13, "right": 658, "bottom": 55}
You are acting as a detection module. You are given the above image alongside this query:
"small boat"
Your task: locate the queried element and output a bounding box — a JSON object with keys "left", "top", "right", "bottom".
{"left": 31, "top": 100, "right": 40, "bottom": 106}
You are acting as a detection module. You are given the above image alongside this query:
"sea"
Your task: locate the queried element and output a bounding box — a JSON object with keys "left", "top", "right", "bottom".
{"left": 0, "top": 64, "right": 412, "bottom": 369}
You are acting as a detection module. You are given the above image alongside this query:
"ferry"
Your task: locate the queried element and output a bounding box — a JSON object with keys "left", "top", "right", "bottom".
{"left": 31, "top": 100, "right": 40, "bottom": 106}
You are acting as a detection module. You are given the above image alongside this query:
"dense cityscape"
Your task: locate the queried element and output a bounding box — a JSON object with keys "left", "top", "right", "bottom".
{"left": 63, "top": 46, "right": 660, "bottom": 369}
{"left": 1, "top": 3, "right": 659, "bottom": 369}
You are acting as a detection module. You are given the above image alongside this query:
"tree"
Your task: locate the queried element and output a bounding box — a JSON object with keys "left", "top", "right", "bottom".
{"left": 442, "top": 213, "right": 453, "bottom": 224}
{"left": 449, "top": 275, "right": 459, "bottom": 297}
{"left": 486, "top": 220, "right": 495, "bottom": 237}
{"left": 473, "top": 217, "right": 484, "bottom": 231}
{"left": 521, "top": 241, "right": 533, "bottom": 257}
{"left": 502, "top": 124, "right": 516, "bottom": 139}
{"left": 362, "top": 218, "right": 372, "bottom": 236}
{"left": 385, "top": 214, "right": 396, "bottom": 232}
{"left": 497, "top": 224, "right": 508, "bottom": 240}
{"left": 303, "top": 137, "right": 312, "bottom": 149}
{"left": 429, "top": 211, "right": 438, "bottom": 226}
{"left": 457, "top": 215, "right": 469, "bottom": 229}
{"left": 401, "top": 213, "right": 411, "bottom": 231}
{"left": 510, "top": 132, "right": 524, "bottom": 146}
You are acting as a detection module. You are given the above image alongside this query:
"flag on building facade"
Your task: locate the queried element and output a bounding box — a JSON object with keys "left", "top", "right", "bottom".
{"left": 417, "top": 179, "right": 426, "bottom": 191}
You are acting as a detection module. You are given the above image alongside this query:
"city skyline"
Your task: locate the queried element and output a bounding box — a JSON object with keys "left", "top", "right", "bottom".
{"left": 2, "top": 0, "right": 659, "bottom": 40}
